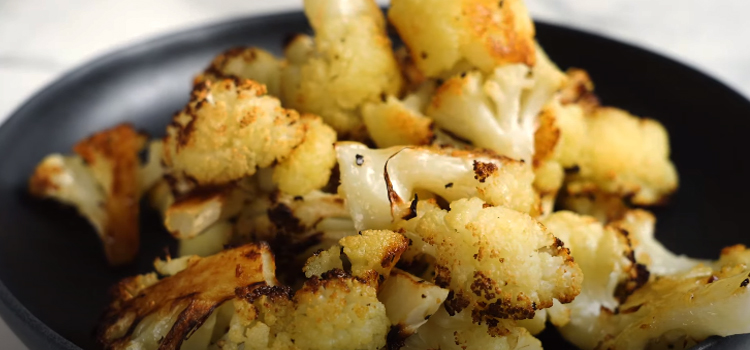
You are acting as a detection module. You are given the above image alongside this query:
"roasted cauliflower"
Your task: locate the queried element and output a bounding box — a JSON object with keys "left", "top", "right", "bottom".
{"left": 281, "top": 0, "right": 403, "bottom": 135}
{"left": 399, "top": 197, "right": 582, "bottom": 322}
{"left": 335, "top": 142, "right": 538, "bottom": 231}
{"left": 195, "top": 47, "right": 283, "bottom": 97}
{"left": 271, "top": 115, "right": 338, "bottom": 196}
{"left": 388, "top": 0, "right": 536, "bottom": 78}
{"left": 361, "top": 83, "right": 436, "bottom": 148}
{"left": 164, "top": 79, "right": 307, "bottom": 186}
{"left": 426, "top": 46, "right": 566, "bottom": 162}
{"left": 564, "top": 107, "right": 679, "bottom": 205}
{"left": 402, "top": 306, "right": 542, "bottom": 350}
{"left": 29, "top": 124, "right": 150, "bottom": 265}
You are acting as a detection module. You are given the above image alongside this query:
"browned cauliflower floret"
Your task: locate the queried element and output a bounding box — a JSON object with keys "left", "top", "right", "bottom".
{"left": 401, "top": 197, "right": 582, "bottom": 322}
{"left": 97, "top": 243, "right": 278, "bottom": 349}
{"left": 558, "top": 68, "right": 599, "bottom": 113}
{"left": 281, "top": 0, "right": 403, "bottom": 135}
{"left": 565, "top": 107, "right": 679, "bottom": 205}
{"left": 163, "top": 79, "right": 306, "bottom": 186}
{"left": 361, "top": 83, "right": 436, "bottom": 148}
{"left": 336, "top": 142, "right": 539, "bottom": 231}
{"left": 541, "top": 211, "right": 643, "bottom": 348}
{"left": 29, "top": 124, "right": 149, "bottom": 265}
{"left": 610, "top": 210, "right": 705, "bottom": 276}
{"left": 271, "top": 115, "right": 337, "bottom": 196}
{"left": 402, "top": 306, "right": 542, "bottom": 350}
{"left": 388, "top": 0, "right": 536, "bottom": 78}
{"left": 425, "top": 46, "right": 566, "bottom": 163}
{"left": 195, "top": 47, "right": 283, "bottom": 97}
{"left": 377, "top": 269, "right": 450, "bottom": 343}
{"left": 303, "top": 230, "right": 410, "bottom": 280}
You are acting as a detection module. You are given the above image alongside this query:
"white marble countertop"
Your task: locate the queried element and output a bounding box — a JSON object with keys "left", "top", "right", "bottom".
{"left": 1, "top": 0, "right": 748, "bottom": 348}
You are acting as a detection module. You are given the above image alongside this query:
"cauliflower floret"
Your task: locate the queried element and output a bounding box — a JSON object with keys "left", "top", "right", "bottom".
{"left": 281, "top": 0, "right": 403, "bottom": 135}
{"left": 560, "top": 244, "right": 750, "bottom": 350}
{"left": 558, "top": 68, "right": 599, "bottom": 113}
{"left": 388, "top": 0, "right": 535, "bottom": 78}
{"left": 560, "top": 106, "right": 679, "bottom": 205}
{"left": 401, "top": 197, "right": 582, "bottom": 321}
{"left": 402, "top": 306, "right": 542, "bottom": 350}
{"left": 177, "top": 220, "right": 234, "bottom": 257}
{"left": 272, "top": 115, "right": 337, "bottom": 196}
{"left": 195, "top": 47, "right": 283, "bottom": 97}
{"left": 97, "top": 243, "right": 278, "bottom": 349}
{"left": 336, "top": 142, "right": 538, "bottom": 231}
{"left": 610, "top": 210, "right": 706, "bottom": 276}
{"left": 303, "top": 230, "right": 409, "bottom": 281}
{"left": 161, "top": 184, "right": 249, "bottom": 239}
{"left": 163, "top": 79, "right": 306, "bottom": 186}
{"left": 362, "top": 83, "right": 436, "bottom": 148}
{"left": 541, "top": 211, "right": 642, "bottom": 349}
{"left": 426, "top": 46, "right": 566, "bottom": 162}
{"left": 29, "top": 124, "right": 148, "bottom": 265}
{"left": 377, "top": 269, "right": 450, "bottom": 341}
{"left": 235, "top": 190, "right": 353, "bottom": 247}
{"left": 559, "top": 189, "right": 629, "bottom": 224}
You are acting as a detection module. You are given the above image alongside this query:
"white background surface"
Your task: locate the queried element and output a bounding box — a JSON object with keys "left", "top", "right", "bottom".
{"left": 1, "top": 0, "right": 749, "bottom": 348}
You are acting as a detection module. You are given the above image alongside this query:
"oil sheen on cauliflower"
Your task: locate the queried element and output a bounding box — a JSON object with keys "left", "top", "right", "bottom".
{"left": 335, "top": 143, "right": 538, "bottom": 231}
{"left": 401, "top": 197, "right": 582, "bottom": 322}
{"left": 388, "top": 0, "right": 536, "bottom": 78}
{"left": 164, "top": 79, "right": 307, "bottom": 186}
{"left": 29, "top": 124, "right": 151, "bottom": 265}
{"left": 281, "top": 0, "right": 403, "bottom": 135}
{"left": 426, "top": 46, "right": 566, "bottom": 162}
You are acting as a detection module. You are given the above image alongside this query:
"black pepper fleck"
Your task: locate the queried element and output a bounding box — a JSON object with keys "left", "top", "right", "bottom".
{"left": 445, "top": 182, "right": 454, "bottom": 189}
{"left": 356, "top": 154, "right": 364, "bottom": 166}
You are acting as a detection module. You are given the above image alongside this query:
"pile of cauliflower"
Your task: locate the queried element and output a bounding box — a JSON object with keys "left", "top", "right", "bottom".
{"left": 28, "top": 0, "right": 748, "bottom": 349}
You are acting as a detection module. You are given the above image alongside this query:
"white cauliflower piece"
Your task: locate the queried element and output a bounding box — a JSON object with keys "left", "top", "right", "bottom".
{"left": 281, "top": 0, "right": 403, "bottom": 135}
{"left": 402, "top": 197, "right": 582, "bottom": 321}
{"left": 161, "top": 184, "right": 249, "bottom": 239}
{"left": 336, "top": 142, "right": 538, "bottom": 231}
{"left": 541, "top": 211, "right": 643, "bottom": 349}
{"left": 177, "top": 220, "right": 234, "bottom": 257}
{"left": 29, "top": 124, "right": 147, "bottom": 265}
{"left": 362, "top": 83, "right": 436, "bottom": 148}
{"left": 163, "top": 79, "right": 306, "bottom": 186}
{"left": 402, "top": 306, "right": 542, "bottom": 350}
{"left": 388, "top": 0, "right": 536, "bottom": 78}
{"left": 195, "top": 47, "right": 283, "bottom": 97}
{"left": 378, "top": 269, "right": 450, "bottom": 341}
{"left": 426, "top": 47, "right": 566, "bottom": 162}
{"left": 271, "top": 115, "right": 337, "bottom": 196}
{"left": 610, "top": 210, "right": 706, "bottom": 276}
{"left": 97, "top": 243, "right": 278, "bottom": 349}
{"left": 567, "top": 245, "right": 750, "bottom": 350}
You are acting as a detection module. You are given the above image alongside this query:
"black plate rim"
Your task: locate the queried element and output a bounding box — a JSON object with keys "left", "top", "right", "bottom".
{"left": 2, "top": 9, "right": 750, "bottom": 350}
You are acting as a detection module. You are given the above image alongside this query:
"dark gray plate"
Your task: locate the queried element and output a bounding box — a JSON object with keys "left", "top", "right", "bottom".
{"left": 1, "top": 10, "right": 749, "bottom": 350}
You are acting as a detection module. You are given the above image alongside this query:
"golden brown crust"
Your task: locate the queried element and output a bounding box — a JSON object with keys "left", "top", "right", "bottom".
{"left": 462, "top": 0, "right": 536, "bottom": 67}
{"left": 28, "top": 161, "right": 63, "bottom": 196}
{"left": 559, "top": 68, "right": 600, "bottom": 113}
{"left": 98, "top": 243, "right": 275, "bottom": 349}
{"left": 532, "top": 107, "right": 561, "bottom": 167}
{"left": 74, "top": 124, "right": 143, "bottom": 265}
